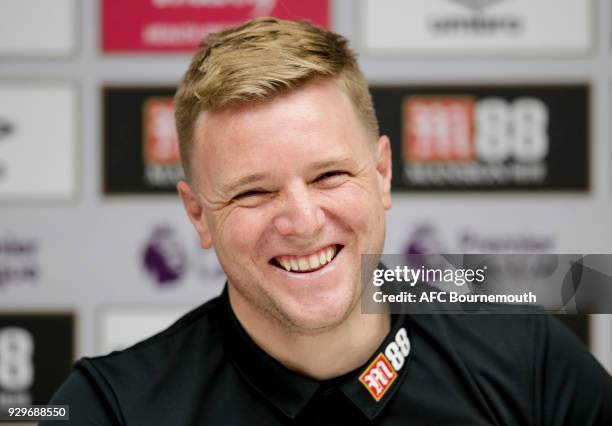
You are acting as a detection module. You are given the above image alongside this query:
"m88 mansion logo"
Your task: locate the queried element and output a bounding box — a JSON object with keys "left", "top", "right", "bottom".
{"left": 371, "top": 85, "right": 589, "bottom": 191}
{"left": 104, "top": 87, "right": 185, "bottom": 194}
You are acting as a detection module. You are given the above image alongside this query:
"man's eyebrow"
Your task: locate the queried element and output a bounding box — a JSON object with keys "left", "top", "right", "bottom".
{"left": 221, "top": 173, "right": 269, "bottom": 194}
{"left": 309, "top": 157, "right": 356, "bottom": 170}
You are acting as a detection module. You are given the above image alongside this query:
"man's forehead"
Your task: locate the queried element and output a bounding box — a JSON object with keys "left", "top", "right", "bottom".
{"left": 195, "top": 79, "right": 358, "bottom": 134}
{"left": 189, "top": 79, "right": 374, "bottom": 185}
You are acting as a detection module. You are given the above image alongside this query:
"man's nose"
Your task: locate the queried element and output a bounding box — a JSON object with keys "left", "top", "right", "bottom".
{"left": 273, "top": 184, "right": 325, "bottom": 238}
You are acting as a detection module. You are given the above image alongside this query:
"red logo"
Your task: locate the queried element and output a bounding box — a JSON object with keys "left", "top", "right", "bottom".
{"left": 358, "top": 353, "right": 398, "bottom": 401}
{"left": 403, "top": 96, "right": 475, "bottom": 163}
{"left": 143, "top": 97, "right": 180, "bottom": 166}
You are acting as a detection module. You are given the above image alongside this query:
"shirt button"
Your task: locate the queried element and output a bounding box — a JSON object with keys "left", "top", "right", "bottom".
{"left": 322, "top": 387, "right": 336, "bottom": 397}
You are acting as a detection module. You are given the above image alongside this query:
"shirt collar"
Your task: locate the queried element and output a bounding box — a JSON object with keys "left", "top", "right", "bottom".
{"left": 216, "top": 285, "right": 412, "bottom": 420}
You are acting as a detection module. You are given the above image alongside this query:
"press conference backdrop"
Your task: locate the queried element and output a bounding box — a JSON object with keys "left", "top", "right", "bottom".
{"left": 0, "top": 0, "right": 611, "bottom": 410}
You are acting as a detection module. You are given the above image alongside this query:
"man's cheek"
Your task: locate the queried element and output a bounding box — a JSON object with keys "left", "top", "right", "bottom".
{"left": 222, "top": 212, "right": 263, "bottom": 253}
{"left": 331, "top": 188, "right": 376, "bottom": 225}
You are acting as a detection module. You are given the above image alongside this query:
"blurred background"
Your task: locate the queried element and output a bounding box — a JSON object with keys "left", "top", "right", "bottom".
{"left": 0, "top": 0, "right": 610, "bottom": 412}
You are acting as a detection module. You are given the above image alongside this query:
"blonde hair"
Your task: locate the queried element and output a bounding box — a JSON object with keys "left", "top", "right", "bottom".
{"left": 174, "top": 17, "right": 379, "bottom": 180}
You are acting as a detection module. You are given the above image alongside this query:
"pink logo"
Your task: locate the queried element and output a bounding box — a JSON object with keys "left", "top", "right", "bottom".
{"left": 102, "top": 0, "right": 329, "bottom": 53}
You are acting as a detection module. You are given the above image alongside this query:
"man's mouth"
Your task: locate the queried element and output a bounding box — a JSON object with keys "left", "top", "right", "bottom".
{"left": 270, "top": 244, "right": 343, "bottom": 273}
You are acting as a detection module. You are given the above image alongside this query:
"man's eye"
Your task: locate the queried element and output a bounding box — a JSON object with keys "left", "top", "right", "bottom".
{"left": 315, "top": 171, "right": 347, "bottom": 182}
{"left": 233, "top": 190, "right": 268, "bottom": 200}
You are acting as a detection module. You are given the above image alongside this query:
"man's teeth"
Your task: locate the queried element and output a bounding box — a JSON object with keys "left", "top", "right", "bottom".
{"left": 276, "top": 246, "right": 337, "bottom": 272}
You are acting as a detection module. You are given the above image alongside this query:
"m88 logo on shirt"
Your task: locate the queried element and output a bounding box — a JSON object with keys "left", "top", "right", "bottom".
{"left": 359, "top": 327, "right": 410, "bottom": 401}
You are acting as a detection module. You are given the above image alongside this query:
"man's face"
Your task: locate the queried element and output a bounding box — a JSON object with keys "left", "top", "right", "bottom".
{"left": 178, "top": 79, "right": 392, "bottom": 333}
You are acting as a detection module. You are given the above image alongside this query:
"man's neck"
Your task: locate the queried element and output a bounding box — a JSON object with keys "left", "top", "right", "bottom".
{"left": 228, "top": 286, "right": 391, "bottom": 381}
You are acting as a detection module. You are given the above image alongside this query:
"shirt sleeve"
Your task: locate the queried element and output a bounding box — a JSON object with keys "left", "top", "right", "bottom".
{"left": 39, "top": 360, "right": 123, "bottom": 426}
{"left": 538, "top": 315, "right": 612, "bottom": 425}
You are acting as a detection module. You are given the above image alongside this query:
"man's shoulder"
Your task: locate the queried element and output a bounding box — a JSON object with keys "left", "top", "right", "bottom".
{"left": 411, "top": 309, "right": 549, "bottom": 338}
{"left": 410, "top": 312, "right": 609, "bottom": 387}
{"left": 46, "top": 294, "right": 240, "bottom": 424}
{"left": 119, "top": 293, "right": 223, "bottom": 355}
{"left": 410, "top": 312, "right": 580, "bottom": 372}
{"left": 78, "top": 294, "right": 227, "bottom": 395}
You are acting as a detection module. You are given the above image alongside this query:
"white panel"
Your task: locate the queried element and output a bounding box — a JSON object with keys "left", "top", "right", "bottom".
{"left": 0, "top": 83, "right": 77, "bottom": 200}
{"left": 0, "top": 0, "right": 77, "bottom": 57}
{"left": 384, "top": 200, "right": 612, "bottom": 255}
{"left": 362, "top": 0, "right": 592, "bottom": 54}
{"left": 591, "top": 315, "right": 612, "bottom": 374}
{"left": 97, "top": 305, "right": 193, "bottom": 354}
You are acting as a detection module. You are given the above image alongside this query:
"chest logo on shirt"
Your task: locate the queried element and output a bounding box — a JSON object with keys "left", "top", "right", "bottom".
{"left": 358, "top": 327, "right": 411, "bottom": 401}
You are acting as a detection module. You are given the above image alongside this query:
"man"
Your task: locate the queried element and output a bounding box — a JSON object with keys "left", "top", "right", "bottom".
{"left": 46, "top": 18, "right": 610, "bottom": 425}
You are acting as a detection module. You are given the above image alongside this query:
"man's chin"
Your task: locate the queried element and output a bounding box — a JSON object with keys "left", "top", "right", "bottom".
{"left": 278, "top": 316, "right": 347, "bottom": 335}
{"left": 273, "top": 296, "right": 359, "bottom": 335}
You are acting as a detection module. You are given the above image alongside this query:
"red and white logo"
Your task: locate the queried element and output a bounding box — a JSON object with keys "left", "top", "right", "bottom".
{"left": 142, "top": 97, "right": 185, "bottom": 186}
{"left": 359, "top": 327, "right": 411, "bottom": 401}
{"left": 359, "top": 353, "right": 397, "bottom": 401}
{"left": 403, "top": 95, "right": 549, "bottom": 165}
{"left": 404, "top": 96, "right": 475, "bottom": 163}
{"left": 143, "top": 97, "right": 180, "bottom": 166}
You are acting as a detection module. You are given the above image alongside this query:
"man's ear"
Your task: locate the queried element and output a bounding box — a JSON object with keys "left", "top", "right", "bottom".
{"left": 376, "top": 135, "right": 392, "bottom": 210}
{"left": 177, "top": 181, "right": 213, "bottom": 249}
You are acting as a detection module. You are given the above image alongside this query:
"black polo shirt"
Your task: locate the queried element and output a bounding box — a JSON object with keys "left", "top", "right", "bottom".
{"left": 45, "top": 287, "right": 611, "bottom": 425}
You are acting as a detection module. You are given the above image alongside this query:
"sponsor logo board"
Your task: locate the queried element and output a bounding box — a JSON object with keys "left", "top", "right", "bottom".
{"left": 361, "top": 0, "right": 592, "bottom": 55}
{"left": 102, "top": 0, "right": 329, "bottom": 53}
{"left": 96, "top": 305, "right": 192, "bottom": 354}
{"left": 0, "top": 313, "right": 74, "bottom": 409}
{"left": 0, "top": 83, "right": 77, "bottom": 200}
{"left": 104, "top": 87, "right": 184, "bottom": 194}
{"left": 371, "top": 85, "right": 589, "bottom": 191}
{"left": 0, "top": 0, "right": 77, "bottom": 57}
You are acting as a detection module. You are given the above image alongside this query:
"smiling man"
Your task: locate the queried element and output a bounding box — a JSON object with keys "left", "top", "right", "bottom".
{"left": 176, "top": 70, "right": 392, "bottom": 380}
{"left": 45, "top": 18, "right": 611, "bottom": 425}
